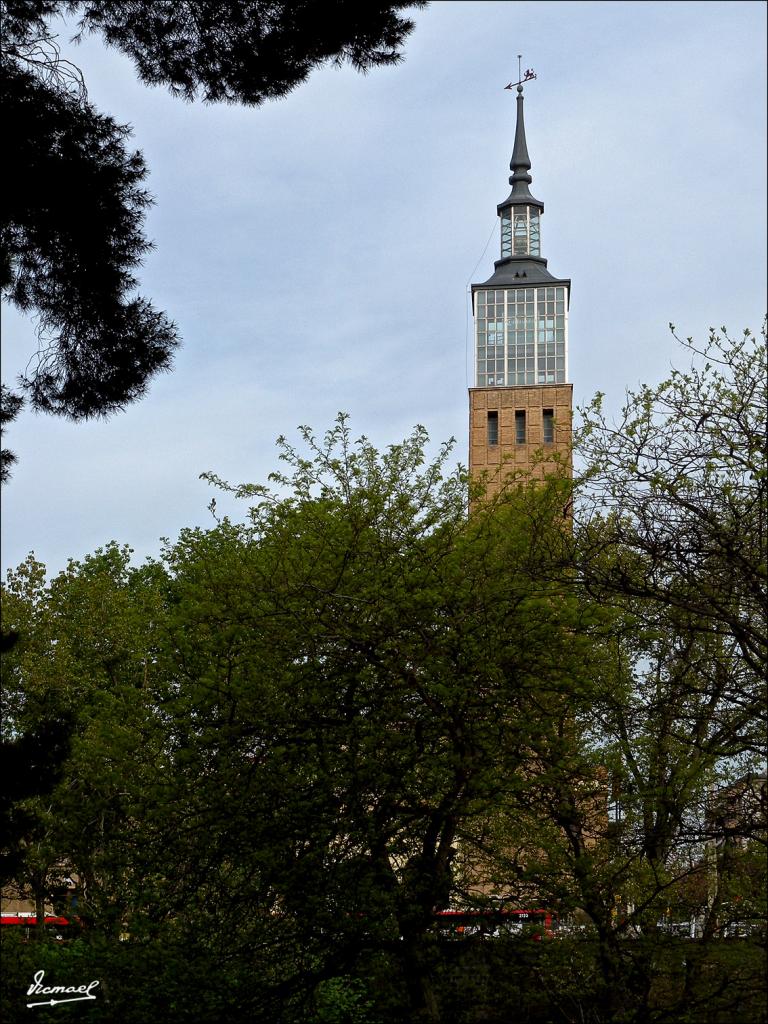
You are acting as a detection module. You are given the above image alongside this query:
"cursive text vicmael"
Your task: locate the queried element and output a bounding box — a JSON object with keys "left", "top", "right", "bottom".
{"left": 27, "top": 970, "right": 100, "bottom": 998}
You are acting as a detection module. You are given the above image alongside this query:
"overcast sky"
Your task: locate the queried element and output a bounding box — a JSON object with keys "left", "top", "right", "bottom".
{"left": 2, "top": 0, "right": 766, "bottom": 578}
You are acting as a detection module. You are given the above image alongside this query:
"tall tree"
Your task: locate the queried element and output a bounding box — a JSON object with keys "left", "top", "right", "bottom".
{"left": 151, "top": 417, "right": 593, "bottom": 1021}
{"left": 575, "top": 322, "right": 767, "bottom": 677}
{"left": 0, "top": 545, "right": 169, "bottom": 936}
{"left": 497, "top": 323, "right": 768, "bottom": 1018}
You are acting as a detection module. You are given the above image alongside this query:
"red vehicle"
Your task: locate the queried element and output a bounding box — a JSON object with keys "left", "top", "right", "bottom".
{"left": 435, "top": 908, "right": 559, "bottom": 939}
{"left": 1, "top": 913, "right": 77, "bottom": 940}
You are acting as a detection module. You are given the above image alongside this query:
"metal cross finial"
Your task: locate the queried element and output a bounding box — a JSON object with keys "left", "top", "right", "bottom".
{"left": 504, "top": 57, "right": 537, "bottom": 91}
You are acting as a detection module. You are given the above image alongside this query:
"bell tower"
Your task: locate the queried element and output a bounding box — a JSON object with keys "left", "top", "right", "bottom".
{"left": 469, "top": 78, "right": 572, "bottom": 494}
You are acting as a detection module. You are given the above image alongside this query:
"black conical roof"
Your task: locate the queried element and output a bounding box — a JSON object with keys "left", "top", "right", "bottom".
{"left": 499, "top": 85, "right": 543, "bottom": 212}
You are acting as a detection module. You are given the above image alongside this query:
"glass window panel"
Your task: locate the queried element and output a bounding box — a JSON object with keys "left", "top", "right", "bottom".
{"left": 515, "top": 410, "right": 526, "bottom": 444}
{"left": 501, "top": 216, "right": 512, "bottom": 255}
{"left": 543, "top": 409, "right": 554, "bottom": 444}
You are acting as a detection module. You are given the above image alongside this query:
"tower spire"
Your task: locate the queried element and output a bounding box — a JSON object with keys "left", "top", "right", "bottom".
{"left": 496, "top": 68, "right": 544, "bottom": 262}
{"left": 509, "top": 85, "right": 534, "bottom": 197}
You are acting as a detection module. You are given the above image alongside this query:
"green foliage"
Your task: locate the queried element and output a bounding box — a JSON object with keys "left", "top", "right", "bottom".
{"left": 172, "top": 417, "right": 592, "bottom": 1016}
{"left": 1, "top": 40, "right": 178, "bottom": 420}
{"left": 313, "top": 976, "right": 377, "bottom": 1024}
{"left": 73, "top": 1, "right": 427, "bottom": 105}
{"left": 0, "top": 385, "right": 24, "bottom": 482}
{"left": 1, "top": 333, "right": 766, "bottom": 1021}
{"left": 575, "top": 322, "right": 767, "bottom": 677}
{"left": 0, "top": 544, "right": 170, "bottom": 932}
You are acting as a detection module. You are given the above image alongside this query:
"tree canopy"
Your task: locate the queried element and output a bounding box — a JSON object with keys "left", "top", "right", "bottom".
{"left": 575, "top": 322, "right": 767, "bottom": 677}
{"left": 1, "top": 328, "right": 765, "bottom": 1022}
{"left": 0, "top": 0, "right": 426, "bottom": 478}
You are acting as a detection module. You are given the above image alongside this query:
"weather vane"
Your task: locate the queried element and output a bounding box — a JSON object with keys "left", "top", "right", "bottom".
{"left": 505, "top": 54, "right": 537, "bottom": 90}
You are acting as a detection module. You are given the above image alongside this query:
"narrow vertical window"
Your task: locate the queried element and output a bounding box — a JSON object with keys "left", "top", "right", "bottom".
{"left": 487, "top": 411, "right": 499, "bottom": 446}
{"left": 514, "top": 210, "right": 528, "bottom": 254}
{"left": 543, "top": 408, "right": 554, "bottom": 444}
{"left": 501, "top": 210, "right": 512, "bottom": 257}
{"left": 515, "top": 410, "right": 526, "bottom": 444}
{"left": 529, "top": 209, "right": 540, "bottom": 255}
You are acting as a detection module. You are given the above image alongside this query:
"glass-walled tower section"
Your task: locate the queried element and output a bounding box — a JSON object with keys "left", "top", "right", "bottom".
{"left": 500, "top": 206, "right": 541, "bottom": 257}
{"left": 475, "top": 284, "right": 567, "bottom": 387}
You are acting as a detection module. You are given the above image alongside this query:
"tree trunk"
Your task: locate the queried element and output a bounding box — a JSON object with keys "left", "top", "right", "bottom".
{"left": 34, "top": 879, "right": 47, "bottom": 942}
{"left": 400, "top": 932, "right": 440, "bottom": 1024}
